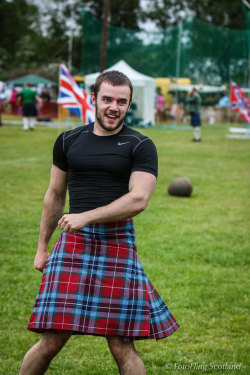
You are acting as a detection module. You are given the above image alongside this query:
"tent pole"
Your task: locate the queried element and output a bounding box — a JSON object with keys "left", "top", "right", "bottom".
{"left": 58, "top": 64, "right": 61, "bottom": 135}
{"left": 173, "top": 22, "right": 182, "bottom": 127}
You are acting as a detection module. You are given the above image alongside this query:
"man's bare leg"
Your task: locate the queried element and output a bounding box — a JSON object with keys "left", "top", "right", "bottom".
{"left": 19, "top": 331, "right": 71, "bottom": 375}
{"left": 106, "top": 336, "right": 146, "bottom": 375}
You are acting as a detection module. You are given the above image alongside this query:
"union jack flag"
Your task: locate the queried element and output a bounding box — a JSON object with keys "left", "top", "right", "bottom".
{"left": 230, "top": 81, "right": 250, "bottom": 124}
{"left": 57, "top": 64, "right": 95, "bottom": 124}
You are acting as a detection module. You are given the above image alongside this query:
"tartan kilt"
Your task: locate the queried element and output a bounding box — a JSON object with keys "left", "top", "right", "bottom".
{"left": 190, "top": 112, "right": 201, "bottom": 126}
{"left": 28, "top": 219, "right": 180, "bottom": 340}
{"left": 23, "top": 103, "right": 37, "bottom": 117}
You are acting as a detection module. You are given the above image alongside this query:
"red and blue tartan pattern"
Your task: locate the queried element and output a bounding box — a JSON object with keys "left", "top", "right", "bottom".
{"left": 28, "top": 219, "right": 180, "bottom": 340}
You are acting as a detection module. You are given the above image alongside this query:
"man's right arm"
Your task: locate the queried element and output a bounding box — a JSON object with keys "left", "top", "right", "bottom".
{"left": 34, "top": 165, "right": 67, "bottom": 272}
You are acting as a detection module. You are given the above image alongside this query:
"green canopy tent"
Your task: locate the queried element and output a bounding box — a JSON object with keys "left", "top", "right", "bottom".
{"left": 6, "top": 74, "right": 57, "bottom": 87}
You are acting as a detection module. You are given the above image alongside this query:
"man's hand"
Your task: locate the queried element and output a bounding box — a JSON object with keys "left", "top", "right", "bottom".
{"left": 58, "top": 213, "right": 86, "bottom": 233}
{"left": 34, "top": 250, "right": 50, "bottom": 273}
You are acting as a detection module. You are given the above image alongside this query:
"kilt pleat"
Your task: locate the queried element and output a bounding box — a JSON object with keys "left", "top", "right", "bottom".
{"left": 28, "top": 219, "right": 180, "bottom": 340}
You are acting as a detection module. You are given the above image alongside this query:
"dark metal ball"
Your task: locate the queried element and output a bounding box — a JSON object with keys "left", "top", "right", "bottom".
{"left": 168, "top": 177, "right": 193, "bottom": 197}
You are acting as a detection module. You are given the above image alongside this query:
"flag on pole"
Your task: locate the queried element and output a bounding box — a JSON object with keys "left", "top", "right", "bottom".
{"left": 57, "top": 64, "right": 95, "bottom": 123}
{"left": 230, "top": 81, "right": 250, "bottom": 124}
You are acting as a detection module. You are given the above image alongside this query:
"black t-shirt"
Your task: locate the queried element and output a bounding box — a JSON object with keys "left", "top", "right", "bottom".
{"left": 53, "top": 123, "right": 158, "bottom": 213}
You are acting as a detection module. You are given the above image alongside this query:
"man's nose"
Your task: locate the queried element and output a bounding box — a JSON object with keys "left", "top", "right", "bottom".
{"left": 109, "top": 101, "right": 118, "bottom": 111}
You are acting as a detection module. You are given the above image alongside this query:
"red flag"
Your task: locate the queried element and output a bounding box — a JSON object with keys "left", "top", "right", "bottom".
{"left": 230, "top": 82, "right": 250, "bottom": 124}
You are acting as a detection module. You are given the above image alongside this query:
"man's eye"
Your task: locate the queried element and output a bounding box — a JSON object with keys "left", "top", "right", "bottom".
{"left": 119, "top": 100, "right": 127, "bottom": 105}
{"left": 103, "top": 98, "right": 111, "bottom": 102}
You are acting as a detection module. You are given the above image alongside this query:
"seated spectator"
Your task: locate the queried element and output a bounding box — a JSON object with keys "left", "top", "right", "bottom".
{"left": 155, "top": 88, "right": 166, "bottom": 123}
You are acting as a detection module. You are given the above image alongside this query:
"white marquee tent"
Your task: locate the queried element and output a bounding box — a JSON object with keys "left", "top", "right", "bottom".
{"left": 84, "top": 60, "right": 156, "bottom": 125}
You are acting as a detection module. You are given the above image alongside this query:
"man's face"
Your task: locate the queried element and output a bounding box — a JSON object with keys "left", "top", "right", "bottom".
{"left": 91, "top": 82, "right": 131, "bottom": 134}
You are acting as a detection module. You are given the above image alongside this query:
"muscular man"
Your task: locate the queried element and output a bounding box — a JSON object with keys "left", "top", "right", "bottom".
{"left": 19, "top": 71, "right": 179, "bottom": 375}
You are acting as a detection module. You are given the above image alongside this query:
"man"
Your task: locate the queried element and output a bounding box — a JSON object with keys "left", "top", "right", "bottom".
{"left": 186, "top": 87, "right": 202, "bottom": 141}
{"left": 19, "top": 71, "right": 179, "bottom": 375}
{"left": 18, "top": 83, "right": 41, "bottom": 130}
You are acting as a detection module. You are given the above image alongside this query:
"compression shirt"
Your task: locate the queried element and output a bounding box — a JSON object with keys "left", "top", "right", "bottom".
{"left": 53, "top": 123, "right": 158, "bottom": 213}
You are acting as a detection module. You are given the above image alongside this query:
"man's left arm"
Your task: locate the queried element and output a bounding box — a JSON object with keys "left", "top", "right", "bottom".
{"left": 58, "top": 171, "right": 156, "bottom": 233}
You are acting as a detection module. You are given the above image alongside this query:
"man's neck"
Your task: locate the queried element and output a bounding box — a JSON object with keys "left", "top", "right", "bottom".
{"left": 93, "top": 122, "right": 124, "bottom": 136}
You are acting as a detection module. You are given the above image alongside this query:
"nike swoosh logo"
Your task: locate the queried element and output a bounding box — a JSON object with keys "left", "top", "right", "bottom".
{"left": 118, "top": 142, "right": 130, "bottom": 146}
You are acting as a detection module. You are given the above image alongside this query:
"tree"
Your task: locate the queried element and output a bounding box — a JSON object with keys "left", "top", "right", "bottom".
{"left": 1, "top": 0, "right": 248, "bottom": 85}
{"left": 187, "top": 0, "right": 246, "bottom": 30}
{"left": 100, "top": 0, "right": 110, "bottom": 72}
{"left": 81, "top": 0, "right": 141, "bottom": 29}
{"left": 0, "top": 0, "right": 41, "bottom": 76}
{"left": 143, "top": 0, "right": 246, "bottom": 30}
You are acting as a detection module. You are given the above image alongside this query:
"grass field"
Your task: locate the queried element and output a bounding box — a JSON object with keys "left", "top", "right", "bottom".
{"left": 0, "top": 123, "right": 249, "bottom": 374}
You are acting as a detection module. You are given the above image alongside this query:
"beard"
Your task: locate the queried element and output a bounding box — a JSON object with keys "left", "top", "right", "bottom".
{"left": 96, "top": 103, "right": 127, "bottom": 132}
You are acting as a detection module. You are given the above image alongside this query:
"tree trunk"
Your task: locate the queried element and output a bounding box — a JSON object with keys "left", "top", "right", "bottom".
{"left": 100, "top": 0, "right": 110, "bottom": 72}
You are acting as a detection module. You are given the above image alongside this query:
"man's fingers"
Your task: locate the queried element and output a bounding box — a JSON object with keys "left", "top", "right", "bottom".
{"left": 58, "top": 216, "right": 72, "bottom": 232}
{"left": 58, "top": 213, "right": 80, "bottom": 233}
{"left": 58, "top": 215, "right": 69, "bottom": 229}
{"left": 64, "top": 224, "right": 71, "bottom": 232}
{"left": 34, "top": 261, "right": 46, "bottom": 273}
{"left": 58, "top": 212, "right": 69, "bottom": 225}
{"left": 58, "top": 215, "right": 66, "bottom": 225}
{"left": 34, "top": 265, "right": 43, "bottom": 273}
{"left": 59, "top": 222, "right": 68, "bottom": 231}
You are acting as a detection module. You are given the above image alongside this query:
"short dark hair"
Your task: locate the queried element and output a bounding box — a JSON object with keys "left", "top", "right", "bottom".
{"left": 94, "top": 70, "right": 133, "bottom": 101}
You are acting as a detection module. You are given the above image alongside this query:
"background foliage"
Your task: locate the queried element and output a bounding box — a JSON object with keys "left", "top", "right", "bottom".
{"left": 81, "top": 12, "right": 248, "bottom": 85}
{"left": 0, "top": 0, "right": 249, "bottom": 84}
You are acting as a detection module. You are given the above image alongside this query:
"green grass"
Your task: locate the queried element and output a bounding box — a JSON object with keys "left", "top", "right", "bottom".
{"left": 0, "top": 124, "right": 249, "bottom": 374}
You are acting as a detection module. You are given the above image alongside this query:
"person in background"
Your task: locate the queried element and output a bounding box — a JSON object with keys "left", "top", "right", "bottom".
{"left": 0, "top": 81, "right": 7, "bottom": 126}
{"left": 217, "top": 94, "right": 229, "bottom": 123}
{"left": 18, "top": 83, "right": 42, "bottom": 130}
{"left": 9, "top": 88, "right": 18, "bottom": 115}
{"left": 186, "top": 87, "right": 202, "bottom": 142}
{"left": 40, "top": 88, "right": 51, "bottom": 102}
{"left": 155, "top": 87, "right": 166, "bottom": 123}
{"left": 39, "top": 88, "right": 51, "bottom": 117}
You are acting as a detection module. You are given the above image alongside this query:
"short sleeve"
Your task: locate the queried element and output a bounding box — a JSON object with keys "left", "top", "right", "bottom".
{"left": 53, "top": 132, "right": 68, "bottom": 171}
{"left": 131, "top": 138, "right": 158, "bottom": 178}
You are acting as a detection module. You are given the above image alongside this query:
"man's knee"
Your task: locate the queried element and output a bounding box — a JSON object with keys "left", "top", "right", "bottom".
{"left": 106, "top": 336, "right": 134, "bottom": 361}
{"left": 40, "top": 331, "right": 71, "bottom": 358}
{"left": 106, "top": 336, "right": 145, "bottom": 374}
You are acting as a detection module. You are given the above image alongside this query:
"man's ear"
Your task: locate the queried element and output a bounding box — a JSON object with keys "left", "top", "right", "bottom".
{"left": 91, "top": 92, "right": 96, "bottom": 106}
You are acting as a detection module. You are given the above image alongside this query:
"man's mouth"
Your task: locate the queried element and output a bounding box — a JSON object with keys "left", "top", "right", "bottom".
{"left": 105, "top": 113, "right": 119, "bottom": 120}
